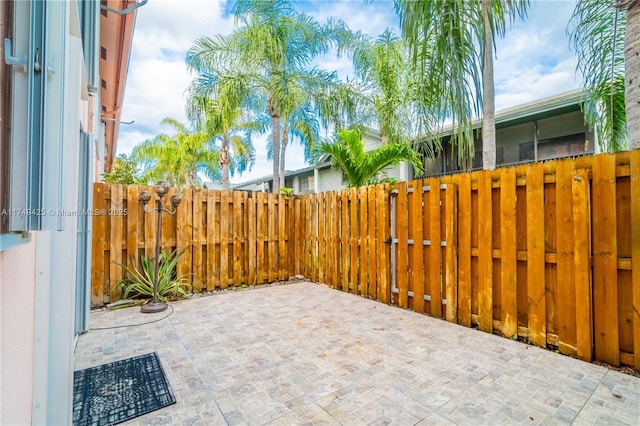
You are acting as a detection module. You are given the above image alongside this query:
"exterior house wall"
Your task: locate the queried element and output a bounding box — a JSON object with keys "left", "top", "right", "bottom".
{"left": 420, "top": 98, "right": 594, "bottom": 176}
{"left": 0, "top": 0, "right": 133, "bottom": 423}
{"left": 0, "top": 3, "right": 84, "bottom": 423}
{"left": 317, "top": 168, "right": 343, "bottom": 193}
{"left": 0, "top": 238, "right": 37, "bottom": 425}
{"left": 497, "top": 122, "right": 536, "bottom": 165}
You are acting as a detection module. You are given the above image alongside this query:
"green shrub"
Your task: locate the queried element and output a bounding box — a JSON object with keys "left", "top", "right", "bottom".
{"left": 116, "top": 249, "right": 191, "bottom": 302}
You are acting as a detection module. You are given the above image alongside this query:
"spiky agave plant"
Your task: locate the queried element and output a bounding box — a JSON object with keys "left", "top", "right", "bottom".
{"left": 116, "top": 249, "right": 192, "bottom": 302}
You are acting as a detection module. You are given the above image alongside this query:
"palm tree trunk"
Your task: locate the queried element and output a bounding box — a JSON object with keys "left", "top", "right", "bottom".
{"left": 187, "top": 170, "right": 196, "bottom": 188}
{"left": 220, "top": 133, "right": 230, "bottom": 190}
{"left": 482, "top": 0, "right": 496, "bottom": 170}
{"left": 272, "top": 115, "right": 280, "bottom": 193}
{"left": 625, "top": 2, "right": 640, "bottom": 149}
{"left": 280, "top": 125, "right": 288, "bottom": 189}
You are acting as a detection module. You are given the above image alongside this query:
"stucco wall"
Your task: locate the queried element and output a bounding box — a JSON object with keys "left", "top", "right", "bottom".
{"left": 0, "top": 239, "right": 37, "bottom": 425}
{"left": 318, "top": 168, "right": 343, "bottom": 193}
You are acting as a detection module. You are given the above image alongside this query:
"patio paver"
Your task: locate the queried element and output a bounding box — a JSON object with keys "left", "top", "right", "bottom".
{"left": 74, "top": 281, "right": 640, "bottom": 425}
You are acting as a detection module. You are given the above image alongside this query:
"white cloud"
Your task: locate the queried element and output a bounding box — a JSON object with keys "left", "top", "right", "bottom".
{"left": 118, "top": 0, "right": 234, "bottom": 153}
{"left": 493, "top": 0, "right": 580, "bottom": 109}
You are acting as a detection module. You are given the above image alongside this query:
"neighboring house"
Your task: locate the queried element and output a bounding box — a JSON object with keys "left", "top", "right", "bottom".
{"left": 232, "top": 128, "right": 411, "bottom": 194}
{"left": 232, "top": 163, "right": 326, "bottom": 194}
{"left": 421, "top": 90, "right": 595, "bottom": 176}
{"left": 0, "top": 1, "right": 138, "bottom": 424}
{"left": 235, "top": 90, "right": 595, "bottom": 194}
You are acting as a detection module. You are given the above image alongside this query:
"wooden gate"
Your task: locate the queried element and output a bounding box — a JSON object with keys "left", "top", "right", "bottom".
{"left": 389, "top": 180, "right": 458, "bottom": 321}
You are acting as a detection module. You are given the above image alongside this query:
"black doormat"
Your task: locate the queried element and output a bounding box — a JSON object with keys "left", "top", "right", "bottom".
{"left": 73, "top": 352, "right": 176, "bottom": 425}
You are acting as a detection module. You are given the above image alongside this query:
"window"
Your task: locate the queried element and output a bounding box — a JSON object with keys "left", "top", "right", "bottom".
{"left": 299, "top": 175, "right": 314, "bottom": 193}
{"left": 472, "top": 148, "right": 504, "bottom": 169}
{"left": 1, "top": 0, "right": 46, "bottom": 233}
{"left": 519, "top": 133, "right": 586, "bottom": 162}
{"left": 519, "top": 142, "right": 535, "bottom": 162}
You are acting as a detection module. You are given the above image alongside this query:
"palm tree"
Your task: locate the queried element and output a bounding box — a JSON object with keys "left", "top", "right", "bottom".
{"left": 187, "top": 93, "right": 256, "bottom": 190}
{"left": 131, "top": 118, "right": 220, "bottom": 189}
{"left": 186, "top": 0, "right": 334, "bottom": 192}
{"left": 394, "top": 0, "right": 530, "bottom": 170}
{"left": 569, "top": 0, "right": 640, "bottom": 151}
{"left": 625, "top": 1, "right": 640, "bottom": 148}
{"left": 335, "top": 28, "right": 420, "bottom": 146}
{"left": 101, "top": 153, "right": 141, "bottom": 185}
{"left": 316, "top": 128, "right": 424, "bottom": 188}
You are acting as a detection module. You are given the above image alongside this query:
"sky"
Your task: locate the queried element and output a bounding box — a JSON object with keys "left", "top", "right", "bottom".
{"left": 117, "top": 0, "right": 581, "bottom": 184}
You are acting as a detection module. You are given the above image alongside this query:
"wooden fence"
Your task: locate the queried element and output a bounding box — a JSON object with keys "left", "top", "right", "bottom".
{"left": 91, "top": 186, "right": 298, "bottom": 307}
{"left": 91, "top": 149, "right": 640, "bottom": 370}
{"left": 298, "top": 150, "right": 640, "bottom": 370}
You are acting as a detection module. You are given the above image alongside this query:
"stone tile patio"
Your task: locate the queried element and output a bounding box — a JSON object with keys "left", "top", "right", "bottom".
{"left": 74, "top": 281, "right": 640, "bottom": 425}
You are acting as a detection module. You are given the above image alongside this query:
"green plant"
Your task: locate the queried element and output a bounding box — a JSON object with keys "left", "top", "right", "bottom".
{"left": 116, "top": 249, "right": 192, "bottom": 302}
{"left": 279, "top": 187, "right": 293, "bottom": 199}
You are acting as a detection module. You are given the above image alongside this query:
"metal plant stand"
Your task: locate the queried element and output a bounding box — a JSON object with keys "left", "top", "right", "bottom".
{"left": 138, "top": 181, "right": 181, "bottom": 313}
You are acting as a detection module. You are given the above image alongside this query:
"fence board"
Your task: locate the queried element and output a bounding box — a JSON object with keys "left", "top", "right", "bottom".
{"left": 444, "top": 177, "right": 457, "bottom": 323}
{"left": 294, "top": 197, "right": 302, "bottom": 277}
{"left": 359, "top": 186, "right": 368, "bottom": 297}
{"left": 317, "top": 193, "right": 326, "bottom": 284}
{"left": 515, "top": 164, "right": 529, "bottom": 331}
{"left": 219, "top": 191, "right": 230, "bottom": 289}
{"left": 478, "top": 171, "right": 493, "bottom": 332}
{"left": 556, "top": 159, "right": 577, "bottom": 355}
{"left": 500, "top": 168, "right": 517, "bottom": 339}
{"left": 179, "top": 189, "right": 193, "bottom": 287}
{"left": 285, "top": 197, "right": 297, "bottom": 278}
{"left": 339, "top": 191, "right": 347, "bottom": 293}
{"left": 377, "top": 184, "right": 390, "bottom": 303}
{"left": 125, "top": 185, "right": 139, "bottom": 278}
{"left": 267, "top": 194, "right": 277, "bottom": 282}
{"left": 409, "top": 180, "right": 424, "bottom": 312}
{"left": 592, "top": 153, "right": 620, "bottom": 366}
{"left": 527, "top": 163, "right": 546, "bottom": 347}
{"left": 455, "top": 173, "right": 472, "bottom": 327}
{"left": 91, "top": 183, "right": 106, "bottom": 307}
{"left": 207, "top": 191, "right": 218, "bottom": 289}
{"left": 572, "top": 168, "right": 593, "bottom": 362}
{"left": 396, "top": 182, "right": 409, "bottom": 308}
{"left": 233, "top": 190, "right": 243, "bottom": 286}
{"left": 326, "top": 192, "right": 335, "bottom": 288}
{"left": 212, "top": 191, "right": 221, "bottom": 287}
{"left": 428, "top": 178, "right": 442, "bottom": 318}
{"left": 349, "top": 188, "right": 358, "bottom": 294}
{"left": 631, "top": 150, "right": 640, "bottom": 371}
{"left": 302, "top": 194, "right": 310, "bottom": 278}
{"left": 192, "top": 189, "right": 204, "bottom": 293}
{"left": 109, "top": 184, "right": 124, "bottom": 302}
{"left": 368, "top": 186, "right": 378, "bottom": 299}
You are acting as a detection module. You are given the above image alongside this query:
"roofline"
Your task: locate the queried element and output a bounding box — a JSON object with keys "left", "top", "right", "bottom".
{"left": 100, "top": 0, "right": 139, "bottom": 173}
{"left": 426, "top": 89, "right": 585, "bottom": 139}
{"left": 233, "top": 90, "right": 586, "bottom": 188}
{"left": 230, "top": 161, "right": 332, "bottom": 188}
